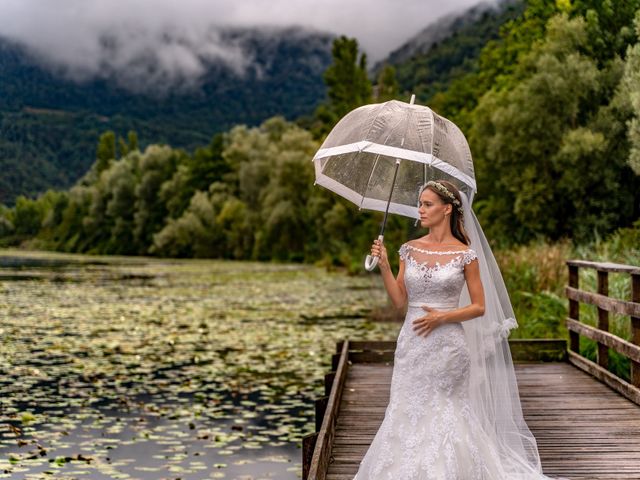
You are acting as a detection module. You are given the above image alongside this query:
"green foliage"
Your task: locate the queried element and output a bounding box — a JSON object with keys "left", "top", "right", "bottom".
{"left": 152, "top": 117, "right": 322, "bottom": 260}
{"left": 0, "top": 205, "right": 13, "bottom": 238}
{"left": 0, "top": 31, "right": 332, "bottom": 205}
{"left": 374, "top": 65, "right": 400, "bottom": 102}
{"left": 494, "top": 240, "right": 571, "bottom": 339}
{"left": 426, "top": 0, "right": 560, "bottom": 132}
{"left": 12, "top": 196, "right": 46, "bottom": 236}
{"left": 1, "top": 114, "right": 421, "bottom": 265}
{"left": 393, "top": 0, "right": 527, "bottom": 108}
{"left": 96, "top": 131, "right": 116, "bottom": 173}
{"left": 307, "top": 36, "right": 373, "bottom": 137}
{"left": 152, "top": 189, "right": 225, "bottom": 258}
{"left": 623, "top": 11, "right": 640, "bottom": 175}
{"left": 324, "top": 36, "right": 372, "bottom": 117}
{"left": 2, "top": 0, "right": 640, "bottom": 271}
{"left": 469, "top": 10, "right": 639, "bottom": 244}
{"left": 421, "top": 0, "right": 637, "bottom": 247}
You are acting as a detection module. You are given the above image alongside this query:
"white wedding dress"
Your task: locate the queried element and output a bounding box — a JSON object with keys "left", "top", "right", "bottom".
{"left": 353, "top": 242, "right": 543, "bottom": 480}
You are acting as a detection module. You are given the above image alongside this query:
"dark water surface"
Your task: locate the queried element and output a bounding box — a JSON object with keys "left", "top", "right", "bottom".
{"left": 0, "top": 250, "right": 398, "bottom": 479}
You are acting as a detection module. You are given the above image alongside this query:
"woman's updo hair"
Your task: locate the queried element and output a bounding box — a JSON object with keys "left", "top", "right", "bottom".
{"left": 420, "top": 180, "right": 471, "bottom": 245}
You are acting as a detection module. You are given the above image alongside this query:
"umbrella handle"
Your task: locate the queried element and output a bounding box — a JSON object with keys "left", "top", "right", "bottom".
{"left": 364, "top": 235, "right": 384, "bottom": 271}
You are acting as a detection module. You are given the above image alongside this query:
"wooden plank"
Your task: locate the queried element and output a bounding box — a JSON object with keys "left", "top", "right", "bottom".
{"left": 509, "top": 339, "right": 567, "bottom": 362}
{"left": 566, "top": 318, "right": 640, "bottom": 363}
{"left": 568, "top": 350, "right": 640, "bottom": 406}
{"left": 308, "top": 340, "right": 350, "bottom": 480}
{"left": 316, "top": 341, "right": 640, "bottom": 479}
{"left": 566, "top": 259, "right": 640, "bottom": 275}
{"left": 339, "top": 340, "right": 396, "bottom": 351}
{"left": 349, "top": 351, "right": 394, "bottom": 363}
{"left": 565, "top": 286, "right": 640, "bottom": 317}
{"left": 348, "top": 339, "right": 567, "bottom": 364}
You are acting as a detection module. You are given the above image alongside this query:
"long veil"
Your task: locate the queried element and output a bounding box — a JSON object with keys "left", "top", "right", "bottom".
{"left": 457, "top": 191, "right": 556, "bottom": 478}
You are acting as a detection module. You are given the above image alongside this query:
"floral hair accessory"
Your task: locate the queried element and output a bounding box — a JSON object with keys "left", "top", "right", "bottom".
{"left": 424, "top": 181, "right": 464, "bottom": 215}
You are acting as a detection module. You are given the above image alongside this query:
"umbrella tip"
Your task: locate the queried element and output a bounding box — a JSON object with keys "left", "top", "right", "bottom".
{"left": 409, "top": 94, "right": 416, "bottom": 105}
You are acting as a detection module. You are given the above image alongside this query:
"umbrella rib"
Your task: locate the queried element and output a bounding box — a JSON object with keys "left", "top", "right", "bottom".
{"left": 358, "top": 103, "right": 395, "bottom": 209}
{"left": 360, "top": 153, "right": 381, "bottom": 209}
{"left": 360, "top": 101, "right": 393, "bottom": 144}
{"left": 427, "top": 109, "right": 434, "bottom": 185}
{"left": 376, "top": 111, "right": 413, "bottom": 232}
{"left": 360, "top": 113, "right": 408, "bottom": 208}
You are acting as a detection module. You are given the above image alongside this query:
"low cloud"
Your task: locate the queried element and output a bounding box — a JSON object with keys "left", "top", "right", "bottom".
{"left": 0, "top": 0, "right": 487, "bottom": 91}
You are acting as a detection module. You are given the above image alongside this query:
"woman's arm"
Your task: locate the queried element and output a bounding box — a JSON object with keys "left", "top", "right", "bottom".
{"left": 371, "top": 239, "right": 407, "bottom": 309}
{"left": 440, "top": 257, "right": 485, "bottom": 323}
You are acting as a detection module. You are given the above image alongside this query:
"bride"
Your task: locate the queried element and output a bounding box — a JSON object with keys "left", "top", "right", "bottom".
{"left": 353, "top": 180, "right": 559, "bottom": 479}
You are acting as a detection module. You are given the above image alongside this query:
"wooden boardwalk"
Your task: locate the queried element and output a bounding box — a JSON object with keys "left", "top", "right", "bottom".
{"left": 303, "top": 259, "right": 640, "bottom": 479}
{"left": 303, "top": 340, "right": 640, "bottom": 480}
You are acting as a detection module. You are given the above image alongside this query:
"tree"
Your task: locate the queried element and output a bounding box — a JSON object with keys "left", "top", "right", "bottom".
{"left": 95, "top": 131, "right": 117, "bottom": 173}
{"left": 622, "top": 11, "right": 640, "bottom": 175}
{"left": 133, "top": 145, "right": 180, "bottom": 251}
{"left": 375, "top": 65, "right": 400, "bottom": 102}
{"left": 470, "top": 14, "right": 639, "bottom": 243}
{"left": 323, "top": 36, "right": 372, "bottom": 119}
{"left": 12, "top": 196, "right": 45, "bottom": 236}
{"left": 432, "top": 0, "right": 559, "bottom": 127}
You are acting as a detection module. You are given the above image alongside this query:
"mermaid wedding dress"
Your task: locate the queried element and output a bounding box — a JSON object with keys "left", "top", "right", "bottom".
{"left": 353, "top": 242, "right": 555, "bottom": 480}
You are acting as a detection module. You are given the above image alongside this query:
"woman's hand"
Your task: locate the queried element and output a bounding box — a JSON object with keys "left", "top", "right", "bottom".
{"left": 371, "top": 239, "right": 389, "bottom": 270}
{"left": 412, "top": 306, "right": 446, "bottom": 337}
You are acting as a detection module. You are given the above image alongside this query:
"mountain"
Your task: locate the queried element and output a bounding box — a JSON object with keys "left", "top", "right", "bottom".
{"left": 0, "top": 27, "right": 333, "bottom": 205}
{"left": 375, "top": 0, "right": 524, "bottom": 101}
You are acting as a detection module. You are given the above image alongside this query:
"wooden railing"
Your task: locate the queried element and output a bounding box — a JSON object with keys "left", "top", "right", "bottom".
{"left": 303, "top": 340, "right": 350, "bottom": 480}
{"left": 566, "top": 259, "right": 640, "bottom": 404}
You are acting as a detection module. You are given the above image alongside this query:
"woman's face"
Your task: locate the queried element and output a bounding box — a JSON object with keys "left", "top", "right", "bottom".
{"left": 418, "top": 188, "right": 451, "bottom": 228}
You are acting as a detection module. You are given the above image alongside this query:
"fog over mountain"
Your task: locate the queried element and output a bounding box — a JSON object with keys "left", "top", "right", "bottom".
{"left": 0, "top": 0, "right": 492, "bottom": 92}
{"left": 377, "top": 0, "right": 518, "bottom": 69}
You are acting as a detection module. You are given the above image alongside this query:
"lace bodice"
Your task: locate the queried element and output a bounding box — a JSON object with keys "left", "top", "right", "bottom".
{"left": 399, "top": 243, "right": 478, "bottom": 310}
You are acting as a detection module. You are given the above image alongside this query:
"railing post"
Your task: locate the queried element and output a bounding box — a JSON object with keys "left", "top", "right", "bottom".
{"left": 568, "top": 264, "right": 580, "bottom": 353}
{"left": 315, "top": 397, "right": 328, "bottom": 432}
{"left": 324, "top": 372, "right": 335, "bottom": 396}
{"left": 302, "top": 433, "right": 318, "bottom": 480}
{"left": 597, "top": 270, "right": 609, "bottom": 369}
{"left": 631, "top": 273, "right": 640, "bottom": 388}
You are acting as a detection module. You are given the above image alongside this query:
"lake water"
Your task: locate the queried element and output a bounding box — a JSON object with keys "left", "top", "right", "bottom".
{"left": 0, "top": 250, "right": 399, "bottom": 479}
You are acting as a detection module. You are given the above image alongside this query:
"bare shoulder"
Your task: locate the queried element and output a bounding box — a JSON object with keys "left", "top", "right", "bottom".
{"left": 409, "top": 237, "right": 469, "bottom": 252}
{"left": 405, "top": 239, "right": 421, "bottom": 248}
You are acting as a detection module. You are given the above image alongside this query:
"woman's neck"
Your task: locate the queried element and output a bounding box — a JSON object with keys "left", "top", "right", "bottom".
{"left": 425, "top": 224, "right": 456, "bottom": 244}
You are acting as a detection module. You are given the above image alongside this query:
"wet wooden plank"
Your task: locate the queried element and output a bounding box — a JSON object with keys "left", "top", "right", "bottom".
{"left": 324, "top": 360, "right": 640, "bottom": 479}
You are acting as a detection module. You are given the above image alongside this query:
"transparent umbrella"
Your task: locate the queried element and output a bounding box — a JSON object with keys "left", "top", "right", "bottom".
{"left": 312, "top": 95, "right": 477, "bottom": 270}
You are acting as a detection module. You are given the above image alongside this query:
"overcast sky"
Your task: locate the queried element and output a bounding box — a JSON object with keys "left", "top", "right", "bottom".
{"left": 0, "top": 0, "right": 489, "bottom": 89}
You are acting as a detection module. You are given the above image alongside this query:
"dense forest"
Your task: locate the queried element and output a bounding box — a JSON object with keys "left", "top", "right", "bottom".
{"left": 386, "top": 0, "right": 527, "bottom": 102}
{"left": 0, "top": 28, "right": 333, "bottom": 204}
{"left": 1, "top": 0, "right": 639, "bottom": 270}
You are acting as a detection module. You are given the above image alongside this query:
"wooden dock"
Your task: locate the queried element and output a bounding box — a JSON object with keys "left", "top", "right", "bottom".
{"left": 303, "top": 340, "right": 640, "bottom": 480}
{"left": 303, "top": 259, "right": 640, "bottom": 479}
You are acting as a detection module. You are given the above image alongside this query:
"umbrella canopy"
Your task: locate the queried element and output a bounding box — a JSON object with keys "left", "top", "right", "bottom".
{"left": 312, "top": 99, "right": 476, "bottom": 220}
